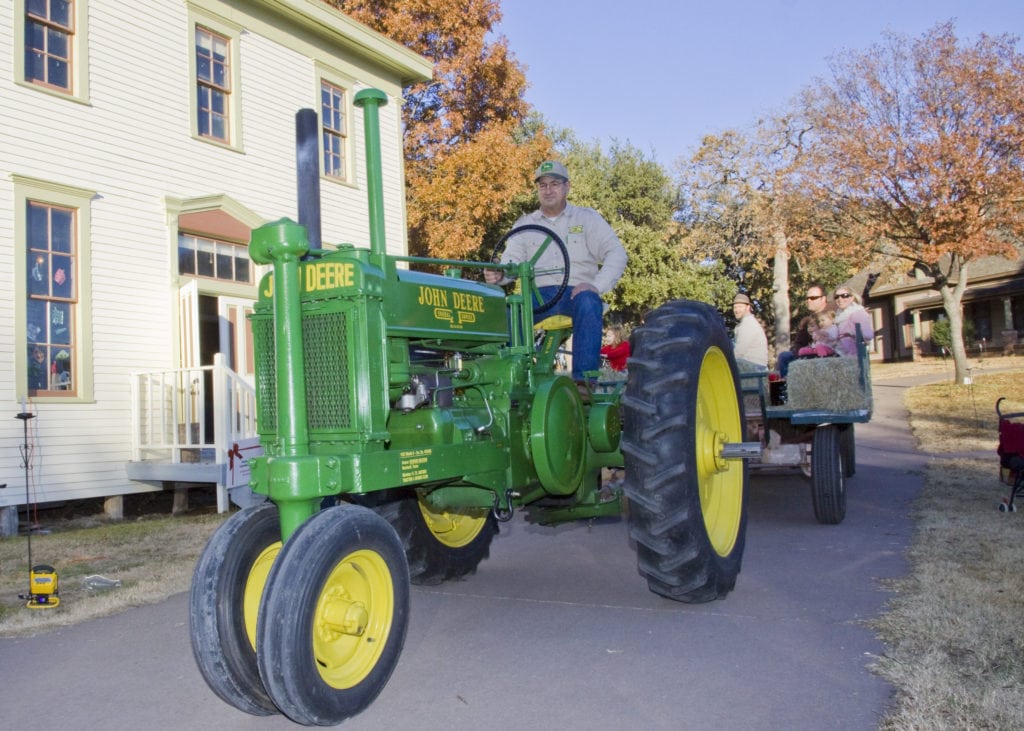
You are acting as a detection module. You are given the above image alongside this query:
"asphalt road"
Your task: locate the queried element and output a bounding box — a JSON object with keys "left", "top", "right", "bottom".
{"left": 0, "top": 377, "right": 924, "bottom": 730}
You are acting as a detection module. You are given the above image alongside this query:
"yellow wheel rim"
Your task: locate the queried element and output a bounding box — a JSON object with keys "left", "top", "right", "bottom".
{"left": 243, "top": 541, "right": 281, "bottom": 650}
{"left": 418, "top": 498, "right": 489, "bottom": 549}
{"left": 694, "top": 346, "right": 744, "bottom": 557}
{"left": 313, "top": 549, "right": 395, "bottom": 689}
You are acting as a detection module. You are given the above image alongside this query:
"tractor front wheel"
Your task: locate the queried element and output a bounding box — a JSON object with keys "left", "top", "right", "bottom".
{"left": 621, "top": 300, "right": 748, "bottom": 603}
{"left": 256, "top": 504, "right": 410, "bottom": 726}
{"left": 189, "top": 503, "right": 281, "bottom": 716}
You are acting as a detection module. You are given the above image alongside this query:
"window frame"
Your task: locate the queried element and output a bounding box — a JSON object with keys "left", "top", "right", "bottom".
{"left": 13, "top": 175, "right": 95, "bottom": 403}
{"left": 320, "top": 78, "right": 350, "bottom": 182}
{"left": 177, "top": 232, "right": 254, "bottom": 285}
{"left": 188, "top": 9, "right": 243, "bottom": 151}
{"left": 316, "top": 66, "right": 355, "bottom": 185}
{"left": 14, "top": 0, "right": 90, "bottom": 103}
{"left": 166, "top": 194, "right": 266, "bottom": 293}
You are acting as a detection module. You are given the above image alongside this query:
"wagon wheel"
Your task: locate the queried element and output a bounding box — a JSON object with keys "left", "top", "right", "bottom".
{"left": 839, "top": 424, "right": 856, "bottom": 478}
{"left": 487, "top": 224, "right": 570, "bottom": 315}
{"left": 256, "top": 504, "right": 410, "bottom": 726}
{"left": 620, "top": 299, "right": 748, "bottom": 602}
{"left": 189, "top": 503, "right": 281, "bottom": 716}
{"left": 811, "top": 425, "right": 846, "bottom": 524}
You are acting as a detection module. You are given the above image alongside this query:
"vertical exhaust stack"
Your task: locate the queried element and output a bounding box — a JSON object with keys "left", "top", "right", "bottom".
{"left": 353, "top": 88, "right": 389, "bottom": 270}
{"left": 295, "top": 108, "right": 322, "bottom": 251}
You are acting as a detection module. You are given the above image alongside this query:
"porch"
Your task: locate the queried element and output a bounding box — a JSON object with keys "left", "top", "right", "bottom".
{"left": 126, "top": 353, "right": 259, "bottom": 513}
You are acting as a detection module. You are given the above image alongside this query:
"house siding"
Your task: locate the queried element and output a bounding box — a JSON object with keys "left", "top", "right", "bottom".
{"left": 0, "top": 0, "right": 430, "bottom": 507}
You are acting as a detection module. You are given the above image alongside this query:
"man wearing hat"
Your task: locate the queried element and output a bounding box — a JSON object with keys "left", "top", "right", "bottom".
{"left": 731, "top": 292, "right": 769, "bottom": 368}
{"left": 485, "top": 160, "right": 628, "bottom": 385}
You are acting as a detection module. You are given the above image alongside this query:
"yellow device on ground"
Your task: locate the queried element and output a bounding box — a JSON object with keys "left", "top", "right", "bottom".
{"left": 26, "top": 564, "right": 60, "bottom": 609}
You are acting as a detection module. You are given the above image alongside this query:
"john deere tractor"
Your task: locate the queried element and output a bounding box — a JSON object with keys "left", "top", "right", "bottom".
{"left": 189, "top": 88, "right": 752, "bottom": 726}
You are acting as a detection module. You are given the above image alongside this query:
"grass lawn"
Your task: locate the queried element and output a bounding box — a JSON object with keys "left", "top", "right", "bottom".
{"left": 873, "top": 363, "right": 1024, "bottom": 729}
{"left": 0, "top": 495, "right": 226, "bottom": 636}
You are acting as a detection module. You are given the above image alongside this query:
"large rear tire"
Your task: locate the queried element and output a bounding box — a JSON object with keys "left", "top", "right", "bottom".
{"left": 375, "top": 491, "right": 497, "bottom": 585}
{"left": 257, "top": 504, "right": 410, "bottom": 726}
{"left": 189, "top": 503, "right": 281, "bottom": 716}
{"left": 620, "top": 300, "right": 748, "bottom": 603}
{"left": 811, "top": 425, "right": 846, "bottom": 524}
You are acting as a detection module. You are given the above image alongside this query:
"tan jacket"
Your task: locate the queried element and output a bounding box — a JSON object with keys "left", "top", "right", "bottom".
{"left": 504, "top": 204, "right": 628, "bottom": 294}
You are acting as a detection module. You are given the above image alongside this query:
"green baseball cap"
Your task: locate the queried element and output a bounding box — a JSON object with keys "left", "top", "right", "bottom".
{"left": 534, "top": 160, "right": 569, "bottom": 182}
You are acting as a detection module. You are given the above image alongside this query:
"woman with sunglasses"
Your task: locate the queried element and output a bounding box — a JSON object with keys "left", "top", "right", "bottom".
{"left": 833, "top": 287, "right": 874, "bottom": 357}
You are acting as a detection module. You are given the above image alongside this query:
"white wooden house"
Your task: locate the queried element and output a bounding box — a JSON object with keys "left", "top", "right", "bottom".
{"left": 0, "top": 0, "right": 432, "bottom": 529}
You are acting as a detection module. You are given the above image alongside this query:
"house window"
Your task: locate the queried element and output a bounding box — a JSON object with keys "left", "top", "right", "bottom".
{"left": 178, "top": 234, "right": 252, "bottom": 284}
{"left": 26, "top": 201, "right": 77, "bottom": 395}
{"left": 195, "top": 26, "right": 231, "bottom": 142}
{"left": 14, "top": 176, "right": 94, "bottom": 402}
{"left": 1012, "top": 297, "right": 1024, "bottom": 333}
{"left": 16, "top": 0, "right": 89, "bottom": 101}
{"left": 321, "top": 80, "right": 348, "bottom": 180}
{"left": 24, "top": 0, "right": 73, "bottom": 91}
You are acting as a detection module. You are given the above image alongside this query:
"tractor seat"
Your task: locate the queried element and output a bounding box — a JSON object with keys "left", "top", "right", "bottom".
{"left": 535, "top": 315, "right": 572, "bottom": 332}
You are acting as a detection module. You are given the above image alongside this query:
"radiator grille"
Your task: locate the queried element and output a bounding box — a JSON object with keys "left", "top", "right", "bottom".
{"left": 253, "top": 317, "right": 277, "bottom": 431}
{"left": 302, "top": 311, "right": 351, "bottom": 430}
{"left": 252, "top": 309, "right": 352, "bottom": 436}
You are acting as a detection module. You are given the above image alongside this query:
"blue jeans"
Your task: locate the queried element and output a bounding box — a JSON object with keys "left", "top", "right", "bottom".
{"left": 777, "top": 350, "right": 796, "bottom": 377}
{"left": 538, "top": 286, "right": 603, "bottom": 380}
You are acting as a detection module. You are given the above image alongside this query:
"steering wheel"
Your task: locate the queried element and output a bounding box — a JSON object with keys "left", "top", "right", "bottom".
{"left": 487, "top": 224, "right": 570, "bottom": 315}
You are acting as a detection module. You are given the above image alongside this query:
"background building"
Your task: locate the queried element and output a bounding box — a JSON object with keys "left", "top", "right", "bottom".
{"left": 848, "top": 252, "right": 1024, "bottom": 361}
{"left": 0, "top": 0, "right": 431, "bottom": 527}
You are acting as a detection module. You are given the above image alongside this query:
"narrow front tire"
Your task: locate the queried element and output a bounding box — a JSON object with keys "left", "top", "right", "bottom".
{"left": 189, "top": 503, "right": 281, "bottom": 716}
{"left": 257, "top": 505, "right": 410, "bottom": 726}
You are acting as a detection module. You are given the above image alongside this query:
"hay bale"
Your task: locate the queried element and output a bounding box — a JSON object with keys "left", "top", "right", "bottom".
{"left": 786, "top": 357, "right": 869, "bottom": 411}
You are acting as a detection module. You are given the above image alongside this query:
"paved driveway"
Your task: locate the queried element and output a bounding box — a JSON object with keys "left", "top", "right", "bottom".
{"left": 0, "top": 376, "right": 923, "bottom": 730}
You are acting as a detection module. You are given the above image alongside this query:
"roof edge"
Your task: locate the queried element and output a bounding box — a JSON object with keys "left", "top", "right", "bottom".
{"left": 260, "top": 0, "right": 434, "bottom": 85}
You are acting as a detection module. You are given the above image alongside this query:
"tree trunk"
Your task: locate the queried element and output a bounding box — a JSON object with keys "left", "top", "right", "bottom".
{"left": 938, "top": 259, "right": 972, "bottom": 384}
{"left": 771, "top": 227, "right": 791, "bottom": 358}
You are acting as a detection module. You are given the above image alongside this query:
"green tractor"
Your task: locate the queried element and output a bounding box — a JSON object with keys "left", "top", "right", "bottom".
{"left": 189, "top": 88, "right": 753, "bottom": 726}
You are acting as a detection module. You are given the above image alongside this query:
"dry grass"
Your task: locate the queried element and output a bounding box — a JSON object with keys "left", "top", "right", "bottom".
{"left": 874, "top": 368, "right": 1024, "bottom": 730}
{"left": 905, "top": 370, "right": 1024, "bottom": 454}
{"left": 0, "top": 506, "right": 225, "bottom": 637}
{"left": 872, "top": 352, "right": 1024, "bottom": 384}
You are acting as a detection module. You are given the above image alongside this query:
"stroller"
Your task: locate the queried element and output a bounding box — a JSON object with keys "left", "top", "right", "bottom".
{"left": 996, "top": 397, "right": 1024, "bottom": 512}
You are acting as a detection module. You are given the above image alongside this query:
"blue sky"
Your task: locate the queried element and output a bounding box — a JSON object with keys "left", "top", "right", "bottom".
{"left": 495, "top": 1, "right": 1024, "bottom": 168}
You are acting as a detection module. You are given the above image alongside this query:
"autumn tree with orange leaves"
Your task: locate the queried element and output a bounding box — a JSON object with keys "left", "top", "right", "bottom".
{"left": 328, "top": 0, "right": 550, "bottom": 258}
{"left": 797, "top": 22, "right": 1024, "bottom": 383}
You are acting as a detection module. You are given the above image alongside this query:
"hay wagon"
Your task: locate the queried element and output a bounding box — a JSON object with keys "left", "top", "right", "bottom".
{"left": 739, "top": 327, "right": 873, "bottom": 525}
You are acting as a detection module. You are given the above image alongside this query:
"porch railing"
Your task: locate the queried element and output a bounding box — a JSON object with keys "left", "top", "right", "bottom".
{"left": 129, "top": 353, "right": 257, "bottom": 511}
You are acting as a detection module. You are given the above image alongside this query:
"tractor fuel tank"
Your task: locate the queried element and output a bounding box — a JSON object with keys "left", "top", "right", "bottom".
{"left": 386, "top": 269, "right": 508, "bottom": 343}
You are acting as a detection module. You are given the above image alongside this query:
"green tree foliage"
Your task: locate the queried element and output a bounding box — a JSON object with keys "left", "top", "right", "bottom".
{"left": 930, "top": 317, "right": 975, "bottom": 352}
{"left": 612, "top": 222, "right": 735, "bottom": 321}
{"left": 560, "top": 136, "right": 733, "bottom": 322}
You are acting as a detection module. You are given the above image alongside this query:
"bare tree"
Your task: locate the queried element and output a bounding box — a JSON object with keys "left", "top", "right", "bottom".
{"left": 676, "top": 116, "right": 824, "bottom": 351}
